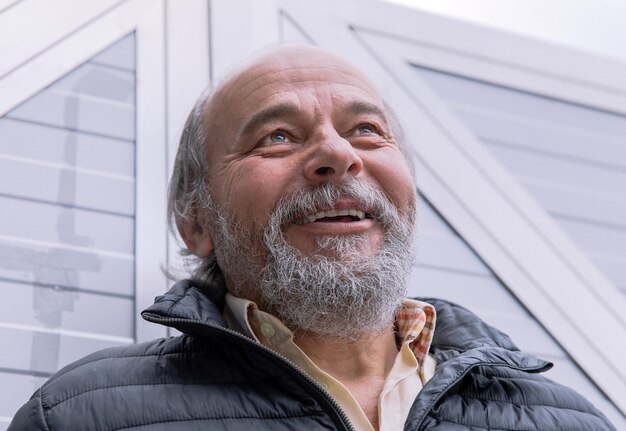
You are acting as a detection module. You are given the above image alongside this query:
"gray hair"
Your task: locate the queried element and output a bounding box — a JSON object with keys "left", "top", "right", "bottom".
{"left": 166, "top": 87, "right": 416, "bottom": 283}
{"left": 166, "top": 87, "right": 218, "bottom": 284}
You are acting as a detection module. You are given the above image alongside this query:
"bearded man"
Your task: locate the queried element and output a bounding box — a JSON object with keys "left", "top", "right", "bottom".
{"left": 9, "top": 45, "right": 615, "bottom": 431}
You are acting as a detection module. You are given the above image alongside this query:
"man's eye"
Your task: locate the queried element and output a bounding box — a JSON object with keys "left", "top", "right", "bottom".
{"left": 268, "top": 131, "right": 289, "bottom": 143}
{"left": 258, "top": 130, "right": 291, "bottom": 147}
{"left": 355, "top": 124, "right": 378, "bottom": 135}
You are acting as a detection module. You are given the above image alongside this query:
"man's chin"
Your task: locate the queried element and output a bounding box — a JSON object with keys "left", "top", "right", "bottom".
{"left": 288, "top": 233, "right": 383, "bottom": 261}
{"left": 306, "top": 248, "right": 374, "bottom": 263}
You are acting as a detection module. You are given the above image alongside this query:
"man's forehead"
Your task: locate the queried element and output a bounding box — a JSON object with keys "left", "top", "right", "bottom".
{"left": 208, "top": 45, "right": 383, "bottom": 116}
{"left": 226, "top": 45, "right": 373, "bottom": 86}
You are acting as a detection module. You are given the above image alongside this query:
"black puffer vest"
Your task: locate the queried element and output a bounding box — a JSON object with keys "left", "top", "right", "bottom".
{"left": 9, "top": 280, "right": 616, "bottom": 430}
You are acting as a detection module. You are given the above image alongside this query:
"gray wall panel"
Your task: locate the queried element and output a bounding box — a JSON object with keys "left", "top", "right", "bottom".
{"left": 414, "top": 65, "right": 626, "bottom": 294}
{"left": 0, "top": 196, "right": 134, "bottom": 254}
{"left": 1, "top": 33, "right": 137, "bottom": 423}
{"left": 410, "top": 266, "right": 521, "bottom": 312}
{"left": 558, "top": 218, "right": 626, "bottom": 257}
{"left": 53, "top": 63, "right": 134, "bottom": 103}
{"left": 477, "top": 310, "right": 565, "bottom": 358}
{"left": 593, "top": 257, "right": 626, "bottom": 293}
{"left": 0, "top": 118, "right": 134, "bottom": 177}
{"left": 415, "top": 231, "right": 490, "bottom": 276}
{"left": 90, "top": 33, "right": 135, "bottom": 70}
{"left": 414, "top": 200, "right": 491, "bottom": 275}
{"left": 522, "top": 179, "right": 626, "bottom": 228}
{"left": 7, "top": 90, "right": 135, "bottom": 141}
{"left": 0, "top": 239, "right": 134, "bottom": 296}
{"left": 0, "top": 327, "right": 128, "bottom": 375}
{"left": 452, "top": 108, "right": 626, "bottom": 169}
{"left": 0, "top": 280, "right": 133, "bottom": 337}
{"left": 414, "top": 67, "right": 626, "bottom": 137}
{"left": 488, "top": 145, "right": 626, "bottom": 197}
{"left": 0, "top": 157, "right": 134, "bottom": 215}
{"left": 419, "top": 198, "right": 456, "bottom": 233}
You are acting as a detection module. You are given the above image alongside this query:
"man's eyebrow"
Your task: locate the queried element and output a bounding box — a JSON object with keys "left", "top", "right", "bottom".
{"left": 240, "top": 103, "right": 301, "bottom": 137}
{"left": 345, "top": 101, "right": 388, "bottom": 121}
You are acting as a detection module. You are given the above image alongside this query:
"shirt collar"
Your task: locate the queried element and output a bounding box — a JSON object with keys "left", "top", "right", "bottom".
{"left": 395, "top": 298, "right": 437, "bottom": 380}
{"left": 224, "top": 294, "right": 436, "bottom": 366}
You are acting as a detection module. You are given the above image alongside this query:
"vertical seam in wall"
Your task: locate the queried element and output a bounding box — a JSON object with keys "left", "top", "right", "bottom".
{"left": 208, "top": 0, "right": 213, "bottom": 83}
{"left": 132, "top": 27, "right": 139, "bottom": 342}
{"left": 163, "top": 0, "right": 172, "bottom": 338}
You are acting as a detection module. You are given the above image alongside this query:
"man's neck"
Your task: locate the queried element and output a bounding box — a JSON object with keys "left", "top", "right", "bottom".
{"left": 294, "top": 329, "right": 399, "bottom": 430}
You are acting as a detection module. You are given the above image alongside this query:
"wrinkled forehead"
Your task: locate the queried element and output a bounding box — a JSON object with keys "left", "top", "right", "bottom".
{"left": 204, "top": 46, "right": 385, "bottom": 134}
{"left": 223, "top": 48, "right": 378, "bottom": 97}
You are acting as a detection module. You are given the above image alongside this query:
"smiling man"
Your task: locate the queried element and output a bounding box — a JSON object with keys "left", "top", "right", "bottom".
{"left": 9, "top": 45, "right": 615, "bottom": 431}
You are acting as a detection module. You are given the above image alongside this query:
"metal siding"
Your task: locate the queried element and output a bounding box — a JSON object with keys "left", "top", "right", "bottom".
{"left": 90, "top": 32, "right": 135, "bottom": 70}
{"left": 0, "top": 280, "right": 134, "bottom": 337}
{"left": 447, "top": 107, "right": 626, "bottom": 169}
{"left": 0, "top": 196, "right": 134, "bottom": 253}
{"left": 487, "top": 145, "right": 626, "bottom": 197}
{"left": 411, "top": 67, "right": 626, "bottom": 136}
{"left": 0, "top": 327, "right": 128, "bottom": 375}
{"left": 6, "top": 90, "right": 135, "bottom": 141}
{"left": 0, "top": 118, "right": 135, "bottom": 177}
{"left": 0, "top": 239, "right": 134, "bottom": 296}
{"left": 414, "top": 66, "right": 626, "bottom": 295}
{"left": 0, "top": 158, "right": 134, "bottom": 215}
{"left": 0, "top": 34, "right": 137, "bottom": 422}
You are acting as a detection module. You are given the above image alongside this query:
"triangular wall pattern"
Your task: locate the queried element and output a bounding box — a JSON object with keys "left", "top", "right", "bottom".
{"left": 0, "top": 33, "right": 137, "bottom": 426}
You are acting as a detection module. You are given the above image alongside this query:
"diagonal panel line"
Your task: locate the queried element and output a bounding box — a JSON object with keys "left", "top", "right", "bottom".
{"left": 0, "top": 0, "right": 23, "bottom": 15}
{"left": 0, "top": 0, "right": 128, "bottom": 81}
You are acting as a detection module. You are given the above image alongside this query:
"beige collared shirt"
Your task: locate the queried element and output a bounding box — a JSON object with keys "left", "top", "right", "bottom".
{"left": 223, "top": 295, "right": 437, "bottom": 431}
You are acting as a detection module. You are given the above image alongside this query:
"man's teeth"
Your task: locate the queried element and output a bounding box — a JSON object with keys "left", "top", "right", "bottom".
{"left": 294, "top": 209, "right": 367, "bottom": 225}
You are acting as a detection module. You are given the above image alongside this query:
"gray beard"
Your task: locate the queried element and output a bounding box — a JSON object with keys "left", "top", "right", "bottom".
{"left": 207, "top": 178, "right": 416, "bottom": 341}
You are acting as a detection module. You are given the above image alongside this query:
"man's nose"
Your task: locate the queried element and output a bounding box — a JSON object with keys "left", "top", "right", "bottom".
{"left": 303, "top": 132, "right": 363, "bottom": 183}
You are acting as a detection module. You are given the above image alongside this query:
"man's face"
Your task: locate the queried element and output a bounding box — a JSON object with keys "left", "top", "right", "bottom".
{"left": 203, "top": 47, "right": 416, "bottom": 263}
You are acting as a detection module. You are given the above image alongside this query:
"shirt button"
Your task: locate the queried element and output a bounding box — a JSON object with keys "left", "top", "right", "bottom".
{"left": 260, "top": 323, "right": 275, "bottom": 338}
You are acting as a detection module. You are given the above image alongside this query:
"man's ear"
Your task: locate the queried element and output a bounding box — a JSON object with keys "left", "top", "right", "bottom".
{"left": 177, "top": 213, "right": 214, "bottom": 258}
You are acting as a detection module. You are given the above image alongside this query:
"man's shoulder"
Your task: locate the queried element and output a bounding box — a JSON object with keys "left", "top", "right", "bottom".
{"left": 9, "top": 335, "right": 222, "bottom": 430}
{"left": 427, "top": 364, "right": 616, "bottom": 430}
{"left": 412, "top": 297, "right": 616, "bottom": 430}
{"left": 8, "top": 331, "right": 337, "bottom": 431}
{"left": 9, "top": 335, "right": 251, "bottom": 431}
{"left": 36, "top": 336, "right": 197, "bottom": 401}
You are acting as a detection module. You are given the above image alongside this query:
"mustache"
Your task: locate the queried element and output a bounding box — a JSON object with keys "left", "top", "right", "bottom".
{"left": 269, "top": 178, "right": 400, "bottom": 227}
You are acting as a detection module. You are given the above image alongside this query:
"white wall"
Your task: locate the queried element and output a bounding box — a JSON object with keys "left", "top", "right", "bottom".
{"left": 384, "top": 0, "right": 626, "bottom": 62}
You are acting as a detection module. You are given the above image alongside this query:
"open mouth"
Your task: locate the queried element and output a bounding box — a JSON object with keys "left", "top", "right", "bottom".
{"left": 293, "top": 209, "right": 374, "bottom": 225}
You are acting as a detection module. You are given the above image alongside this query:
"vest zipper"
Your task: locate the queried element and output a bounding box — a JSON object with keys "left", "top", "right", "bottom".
{"left": 142, "top": 314, "right": 357, "bottom": 431}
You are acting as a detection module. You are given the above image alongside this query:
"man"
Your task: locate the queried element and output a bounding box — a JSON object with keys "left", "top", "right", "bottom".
{"left": 9, "top": 45, "right": 615, "bottom": 430}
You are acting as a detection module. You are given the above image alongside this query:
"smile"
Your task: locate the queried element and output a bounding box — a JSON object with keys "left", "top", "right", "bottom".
{"left": 293, "top": 209, "right": 373, "bottom": 225}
